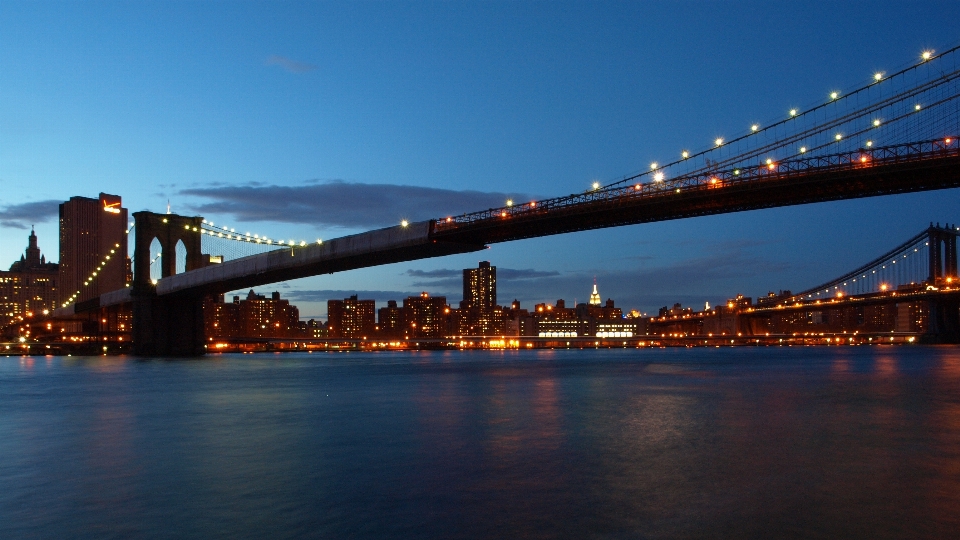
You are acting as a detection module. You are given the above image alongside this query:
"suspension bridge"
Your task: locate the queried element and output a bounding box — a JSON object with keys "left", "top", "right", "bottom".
{"left": 23, "top": 45, "right": 960, "bottom": 354}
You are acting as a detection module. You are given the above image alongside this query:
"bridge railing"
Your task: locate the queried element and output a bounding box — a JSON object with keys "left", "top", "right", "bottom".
{"left": 433, "top": 138, "right": 959, "bottom": 232}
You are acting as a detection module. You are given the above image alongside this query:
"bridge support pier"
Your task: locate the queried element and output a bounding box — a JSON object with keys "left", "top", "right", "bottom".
{"left": 924, "top": 297, "right": 960, "bottom": 344}
{"left": 132, "top": 290, "right": 207, "bottom": 356}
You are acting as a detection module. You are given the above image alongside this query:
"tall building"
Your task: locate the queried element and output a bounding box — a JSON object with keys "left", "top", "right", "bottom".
{"left": 59, "top": 193, "right": 129, "bottom": 304}
{"left": 463, "top": 261, "right": 496, "bottom": 310}
{"left": 327, "top": 295, "right": 376, "bottom": 339}
{"left": 0, "top": 228, "right": 59, "bottom": 325}
{"left": 589, "top": 279, "right": 602, "bottom": 306}
{"left": 378, "top": 300, "right": 403, "bottom": 338}
{"left": 402, "top": 292, "right": 449, "bottom": 338}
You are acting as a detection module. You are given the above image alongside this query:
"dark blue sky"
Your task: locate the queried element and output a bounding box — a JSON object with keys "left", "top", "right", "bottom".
{"left": 2, "top": 1, "right": 959, "bottom": 318}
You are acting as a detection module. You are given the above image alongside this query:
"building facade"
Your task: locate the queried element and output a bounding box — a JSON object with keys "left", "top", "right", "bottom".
{"left": 204, "top": 290, "right": 302, "bottom": 339}
{"left": 327, "top": 295, "right": 376, "bottom": 339}
{"left": 59, "top": 193, "right": 129, "bottom": 304}
{"left": 0, "top": 228, "right": 59, "bottom": 325}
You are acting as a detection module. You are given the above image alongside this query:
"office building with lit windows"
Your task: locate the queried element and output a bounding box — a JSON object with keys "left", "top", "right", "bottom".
{"left": 0, "top": 228, "right": 59, "bottom": 325}
{"left": 58, "top": 193, "right": 129, "bottom": 304}
{"left": 327, "top": 295, "right": 376, "bottom": 339}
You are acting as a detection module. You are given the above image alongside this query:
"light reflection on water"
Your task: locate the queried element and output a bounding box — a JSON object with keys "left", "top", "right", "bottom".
{"left": 2, "top": 347, "right": 960, "bottom": 538}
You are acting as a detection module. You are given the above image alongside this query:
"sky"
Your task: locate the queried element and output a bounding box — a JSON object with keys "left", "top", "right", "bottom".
{"left": 2, "top": 1, "right": 960, "bottom": 319}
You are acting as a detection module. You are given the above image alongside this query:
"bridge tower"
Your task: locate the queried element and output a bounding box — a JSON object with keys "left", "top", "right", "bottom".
{"left": 926, "top": 224, "right": 960, "bottom": 343}
{"left": 131, "top": 211, "right": 208, "bottom": 356}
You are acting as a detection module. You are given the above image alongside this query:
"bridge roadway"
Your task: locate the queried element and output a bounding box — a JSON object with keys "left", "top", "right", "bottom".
{"left": 131, "top": 140, "right": 960, "bottom": 301}
{"left": 432, "top": 141, "right": 960, "bottom": 245}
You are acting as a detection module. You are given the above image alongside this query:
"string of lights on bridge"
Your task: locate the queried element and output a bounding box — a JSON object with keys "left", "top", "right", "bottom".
{"left": 612, "top": 47, "right": 951, "bottom": 192}
{"left": 196, "top": 219, "right": 323, "bottom": 249}
{"left": 60, "top": 224, "right": 135, "bottom": 308}
{"left": 431, "top": 45, "right": 960, "bottom": 229}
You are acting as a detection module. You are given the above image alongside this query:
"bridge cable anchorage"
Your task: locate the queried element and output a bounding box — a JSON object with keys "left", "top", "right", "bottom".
{"left": 433, "top": 42, "right": 960, "bottom": 234}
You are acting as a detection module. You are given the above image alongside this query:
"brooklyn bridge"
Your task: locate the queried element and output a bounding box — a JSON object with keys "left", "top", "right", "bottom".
{"left": 8, "top": 45, "right": 960, "bottom": 355}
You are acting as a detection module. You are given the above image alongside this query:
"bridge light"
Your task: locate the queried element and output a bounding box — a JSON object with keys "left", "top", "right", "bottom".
{"left": 654, "top": 172, "right": 665, "bottom": 182}
{"left": 768, "top": 163, "right": 776, "bottom": 170}
{"left": 592, "top": 182, "right": 600, "bottom": 190}
{"left": 635, "top": 184, "right": 641, "bottom": 190}
{"left": 789, "top": 109, "right": 798, "bottom": 117}
{"left": 650, "top": 162, "right": 658, "bottom": 170}
{"left": 873, "top": 119, "right": 881, "bottom": 127}
{"left": 401, "top": 220, "right": 409, "bottom": 227}
{"left": 861, "top": 156, "right": 868, "bottom": 163}
{"left": 922, "top": 50, "right": 933, "bottom": 61}
{"left": 681, "top": 151, "right": 689, "bottom": 158}
{"left": 874, "top": 72, "right": 883, "bottom": 81}
{"left": 835, "top": 134, "right": 842, "bottom": 141}
{"left": 866, "top": 140, "right": 873, "bottom": 147}
{"left": 733, "top": 169, "right": 740, "bottom": 175}
{"left": 947, "top": 138, "right": 953, "bottom": 144}
{"left": 714, "top": 137, "right": 723, "bottom": 146}
{"left": 915, "top": 104, "right": 922, "bottom": 111}
{"left": 830, "top": 92, "right": 839, "bottom": 100}
{"left": 751, "top": 124, "right": 759, "bottom": 132}
{"left": 162, "top": 218, "right": 168, "bottom": 223}
{"left": 766, "top": 158, "right": 773, "bottom": 165}
{"left": 710, "top": 177, "right": 718, "bottom": 184}
{"left": 880, "top": 284, "right": 888, "bottom": 291}
{"left": 317, "top": 239, "right": 323, "bottom": 245}
{"left": 506, "top": 199, "right": 513, "bottom": 206}
{"left": 501, "top": 211, "right": 507, "bottom": 217}
{"left": 530, "top": 201, "right": 536, "bottom": 207}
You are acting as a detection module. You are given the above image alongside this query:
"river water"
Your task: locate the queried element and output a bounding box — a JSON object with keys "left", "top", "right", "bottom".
{"left": 2, "top": 347, "right": 959, "bottom": 539}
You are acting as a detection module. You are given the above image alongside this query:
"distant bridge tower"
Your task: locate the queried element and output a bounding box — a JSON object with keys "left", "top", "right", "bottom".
{"left": 926, "top": 223, "right": 960, "bottom": 342}
{"left": 131, "top": 211, "right": 208, "bottom": 356}
{"left": 928, "top": 223, "right": 958, "bottom": 283}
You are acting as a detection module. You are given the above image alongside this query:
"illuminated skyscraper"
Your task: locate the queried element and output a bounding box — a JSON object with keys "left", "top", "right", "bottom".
{"left": 58, "top": 193, "right": 129, "bottom": 304}
{"left": 463, "top": 261, "right": 496, "bottom": 310}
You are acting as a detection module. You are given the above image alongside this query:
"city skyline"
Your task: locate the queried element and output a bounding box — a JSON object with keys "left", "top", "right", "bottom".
{"left": 3, "top": 2, "right": 960, "bottom": 318}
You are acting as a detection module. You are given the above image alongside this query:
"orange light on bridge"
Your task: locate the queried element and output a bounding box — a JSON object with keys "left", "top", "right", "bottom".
{"left": 710, "top": 178, "right": 718, "bottom": 184}
{"left": 635, "top": 184, "right": 641, "bottom": 190}
{"left": 836, "top": 292, "right": 844, "bottom": 298}
{"left": 947, "top": 138, "right": 953, "bottom": 144}
{"left": 768, "top": 163, "right": 776, "bottom": 170}
{"left": 860, "top": 156, "right": 868, "bottom": 163}
{"left": 530, "top": 201, "right": 536, "bottom": 208}
{"left": 880, "top": 284, "right": 889, "bottom": 292}
{"left": 500, "top": 211, "right": 507, "bottom": 217}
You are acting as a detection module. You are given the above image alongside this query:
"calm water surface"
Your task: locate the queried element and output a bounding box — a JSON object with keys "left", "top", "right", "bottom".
{"left": 2, "top": 347, "right": 960, "bottom": 539}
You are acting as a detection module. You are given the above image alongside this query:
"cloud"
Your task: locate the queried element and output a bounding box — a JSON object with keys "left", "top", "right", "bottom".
{"left": 284, "top": 289, "right": 424, "bottom": 303}
{"left": 265, "top": 55, "right": 317, "bottom": 73}
{"left": 404, "top": 267, "right": 560, "bottom": 292}
{"left": 0, "top": 200, "right": 60, "bottom": 229}
{"left": 181, "top": 181, "right": 535, "bottom": 229}
{"left": 498, "top": 268, "right": 561, "bottom": 280}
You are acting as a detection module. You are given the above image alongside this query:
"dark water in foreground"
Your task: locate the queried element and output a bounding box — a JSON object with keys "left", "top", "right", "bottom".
{"left": 2, "top": 347, "right": 960, "bottom": 539}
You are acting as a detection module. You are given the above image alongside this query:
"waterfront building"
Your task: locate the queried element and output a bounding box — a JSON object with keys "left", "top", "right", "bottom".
{"left": 0, "top": 228, "right": 59, "bottom": 325}
{"left": 457, "top": 261, "right": 504, "bottom": 335}
{"left": 58, "top": 193, "right": 129, "bottom": 304}
{"left": 327, "top": 295, "right": 376, "bottom": 339}
{"left": 377, "top": 300, "right": 403, "bottom": 338}
{"left": 402, "top": 292, "right": 448, "bottom": 338}
{"left": 204, "top": 290, "right": 302, "bottom": 339}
